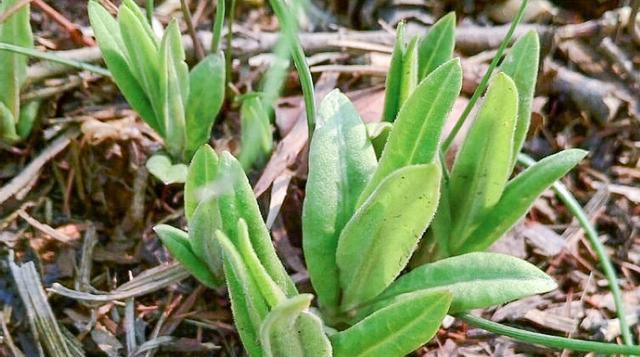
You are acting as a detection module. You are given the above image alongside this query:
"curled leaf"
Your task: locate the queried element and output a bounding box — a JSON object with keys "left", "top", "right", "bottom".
{"left": 260, "top": 294, "right": 332, "bottom": 357}
{"left": 217, "top": 230, "right": 269, "bottom": 357}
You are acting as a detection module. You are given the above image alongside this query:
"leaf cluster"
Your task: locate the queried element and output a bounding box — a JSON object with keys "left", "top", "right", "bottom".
{"left": 154, "top": 12, "right": 588, "bottom": 357}
{"left": 88, "top": 0, "right": 225, "bottom": 164}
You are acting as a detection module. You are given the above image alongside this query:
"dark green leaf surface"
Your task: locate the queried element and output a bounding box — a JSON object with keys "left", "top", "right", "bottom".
{"left": 303, "top": 90, "right": 377, "bottom": 313}
{"left": 158, "top": 20, "right": 187, "bottom": 160}
{"left": 189, "top": 198, "right": 223, "bottom": 280}
{"left": 88, "top": 2, "right": 160, "bottom": 134}
{"left": 0, "top": 0, "right": 32, "bottom": 141}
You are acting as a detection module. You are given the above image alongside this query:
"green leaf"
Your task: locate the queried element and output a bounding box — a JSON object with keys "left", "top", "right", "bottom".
{"left": 16, "top": 100, "right": 41, "bottom": 140}
{"left": 365, "top": 122, "right": 391, "bottom": 159}
{"left": 369, "top": 252, "right": 557, "bottom": 315}
{"left": 359, "top": 58, "right": 462, "bottom": 204}
{"left": 188, "top": 198, "right": 223, "bottom": 280}
{"left": 331, "top": 290, "right": 451, "bottom": 357}
{"left": 153, "top": 224, "right": 220, "bottom": 288}
{"left": 186, "top": 52, "right": 225, "bottom": 158}
{"left": 0, "top": 102, "right": 18, "bottom": 143}
{"left": 500, "top": 31, "right": 540, "bottom": 167}
{"left": 121, "top": 0, "right": 158, "bottom": 46}
{"left": 216, "top": 152, "right": 297, "bottom": 296}
{"left": 217, "top": 230, "right": 269, "bottom": 357}
{"left": 448, "top": 72, "right": 518, "bottom": 253}
{"left": 260, "top": 294, "right": 332, "bottom": 357}
{"left": 184, "top": 145, "right": 219, "bottom": 221}
{"left": 235, "top": 219, "right": 286, "bottom": 308}
{"left": 398, "top": 36, "right": 418, "bottom": 107}
{"left": 158, "top": 20, "right": 188, "bottom": 160}
{"left": 382, "top": 22, "right": 405, "bottom": 122}
{"left": 0, "top": 0, "right": 32, "bottom": 124}
{"left": 458, "top": 149, "right": 587, "bottom": 254}
{"left": 418, "top": 12, "right": 456, "bottom": 79}
{"left": 302, "top": 90, "right": 377, "bottom": 314}
{"left": 238, "top": 93, "right": 273, "bottom": 171}
{"left": 337, "top": 164, "right": 441, "bottom": 311}
{"left": 118, "top": 5, "right": 161, "bottom": 119}
{"left": 145, "top": 154, "right": 188, "bottom": 185}
{"left": 410, "top": 174, "right": 453, "bottom": 265}
{"left": 88, "top": 1, "right": 160, "bottom": 135}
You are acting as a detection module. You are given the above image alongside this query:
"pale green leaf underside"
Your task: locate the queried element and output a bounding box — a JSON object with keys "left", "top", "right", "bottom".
{"left": 303, "top": 89, "right": 377, "bottom": 313}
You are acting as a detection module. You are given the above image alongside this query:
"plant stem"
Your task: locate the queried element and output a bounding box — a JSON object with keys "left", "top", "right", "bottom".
{"left": 269, "top": 0, "right": 316, "bottom": 141}
{"left": 518, "top": 153, "right": 635, "bottom": 347}
{"left": 224, "top": 0, "right": 235, "bottom": 90}
{"left": 0, "top": 42, "right": 111, "bottom": 77}
{"left": 180, "top": 0, "right": 204, "bottom": 60}
{"left": 441, "top": 0, "right": 529, "bottom": 154}
{"left": 211, "top": 0, "right": 224, "bottom": 53}
{"left": 458, "top": 313, "right": 640, "bottom": 355}
{"left": 146, "top": 0, "right": 153, "bottom": 25}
